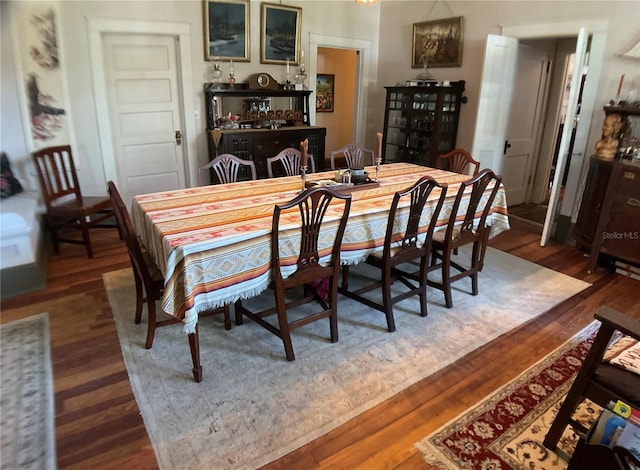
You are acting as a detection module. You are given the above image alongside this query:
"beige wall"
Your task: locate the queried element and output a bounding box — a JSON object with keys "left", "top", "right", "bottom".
{"left": 316, "top": 47, "right": 358, "bottom": 160}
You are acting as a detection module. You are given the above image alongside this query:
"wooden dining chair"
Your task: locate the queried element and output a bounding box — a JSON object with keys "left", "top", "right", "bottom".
{"left": 198, "top": 153, "right": 257, "bottom": 185}
{"left": 340, "top": 176, "right": 447, "bottom": 332}
{"left": 437, "top": 148, "right": 480, "bottom": 176}
{"left": 235, "top": 186, "right": 352, "bottom": 361}
{"left": 32, "top": 145, "right": 117, "bottom": 258}
{"left": 266, "top": 147, "right": 316, "bottom": 177}
{"left": 330, "top": 144, "right": 375, "bottom": 170}
{"left": 544, "top": 306, "right": 640, "bottom": 451}
{"left": 107, "top": 181, "right": 231, "bottom": 350}
{"left": 428, "top": 169, "right": 502, "bottom": 308}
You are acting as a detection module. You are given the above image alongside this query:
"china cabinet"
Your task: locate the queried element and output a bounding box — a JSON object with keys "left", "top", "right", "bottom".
{"left": 382, "top": 81, "right": 465, "bottom": 167}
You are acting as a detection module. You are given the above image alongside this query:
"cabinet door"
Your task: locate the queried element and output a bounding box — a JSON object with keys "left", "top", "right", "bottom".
{"left": 408, "top": 90, "right": 437, "bottom": 166}
{"left": 383, "top": 90, "right": 409, "bottom": 163}
{"left": 217, "top": 134, "right": 254, "bottom": 182}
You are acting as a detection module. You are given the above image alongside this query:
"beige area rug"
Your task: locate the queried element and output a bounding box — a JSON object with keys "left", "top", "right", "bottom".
{"left": 415, "top": 321, "right": 603, "bottom": 470}
{"left": 0, "top": 313, "right": 56, "bottom": 470}
{"left": 102, "top": 247, "right": 590, "bottom": 470}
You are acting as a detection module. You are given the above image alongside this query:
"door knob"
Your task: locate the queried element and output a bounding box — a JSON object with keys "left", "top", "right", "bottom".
{"left": 175, "top": 130, "right": 182, "bottom": 145}
{"left": 503, "top": 140, "right": 511, "bottom": 154}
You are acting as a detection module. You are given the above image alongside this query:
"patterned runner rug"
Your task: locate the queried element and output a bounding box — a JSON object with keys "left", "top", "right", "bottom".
{"left": 415, "top": 321, "right": 603, "bottom": 470}
{"left": 0, "top": 313, "right": 56, "bottom": 470}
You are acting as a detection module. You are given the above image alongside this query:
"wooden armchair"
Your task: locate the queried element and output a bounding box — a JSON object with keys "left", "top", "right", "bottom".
{"left": 330, "top": 144, "right": 375, "bottom": 170}
{"left": 437, "top": 148, "right": 480, "bottom": 176}
{"left": 340, "top": 176, "right": 447, "bottom": 332}
{"left": 32, "top": 145, "right": 117, "bottom": 258}
{"left": 107, "top": 181, "right": 231, "bottom": 354}
{"left": 198, "top": 153, "right": 257, "bottom": 185}
{"left": 235, "top": 187, "right": 352, "bottom": 361}
{"left": 544, "top": 306, "right": 640, "bottom": 451}
{"left": 267, "top": 147, "right": 315, "bottom": 177}
{"left": 428, "top": 169, "right": 502, "bottom": 308}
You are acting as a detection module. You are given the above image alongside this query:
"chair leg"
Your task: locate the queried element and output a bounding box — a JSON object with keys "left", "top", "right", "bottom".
{"left": 79, "top": 216, "right": 94, "bottom": 258}
{"left": 222, "top": 304, "right": 231, "bottom": 330}
{"left": 381, "top": 266, "right": 396, "bottom": 332}
{"left": 145, "top": 299, "right": 157, "bottom": 349}
{"left": 471, "top": 242, "right": 480, "bottom": 296}
{"left": 234, "top": 300, "right": 244, "bottom": 325}
{"left": 328, "top": 275, "right": 339, "bottom": 343}
{"left": 419, "top": 257, "right": 429, "bottom": 317}
{"left": 133, "top": 272, "right": 144, "bottom": 324}
{"left": 341, "top": 265, "right": 350, "bottom": 291}
{"left": 275, "top": 296, "right": 295, "bottom": 361}
{"left": 188, "top": 324, "right": 202, "bottom": 383}
{"left": 442, "top": 249, "right": 453, "bottom": 308}
{"left": 47, "top": 215, "right": 60, "bottom": 254}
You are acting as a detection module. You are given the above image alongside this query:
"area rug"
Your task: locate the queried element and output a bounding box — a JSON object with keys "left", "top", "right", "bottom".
{"left": 0, "top": 313, "right": 56, "bottom": 470}
{"left": 415, "top": 321, "right": 603, "bottom": 469}
{"left": 102, "top": 247, "right": 590, "bottom": 470}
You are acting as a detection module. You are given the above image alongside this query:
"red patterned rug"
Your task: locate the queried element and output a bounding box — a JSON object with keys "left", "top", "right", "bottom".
{"left": 415, "top": 321, "right": 603, "bottom": 470}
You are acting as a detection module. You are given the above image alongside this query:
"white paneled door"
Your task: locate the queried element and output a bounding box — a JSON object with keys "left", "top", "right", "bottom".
{"left": 102, "top": 33, "right": 186, "bottom": 205}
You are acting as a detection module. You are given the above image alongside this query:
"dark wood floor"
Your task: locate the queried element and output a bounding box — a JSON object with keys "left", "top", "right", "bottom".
{"left": 1, "top": 219, "right": 639, "bottom": 469}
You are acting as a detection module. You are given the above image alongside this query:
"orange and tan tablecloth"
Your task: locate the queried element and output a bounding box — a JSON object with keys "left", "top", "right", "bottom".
{"left": 131, "top": 163, "right": 509, "bottom": 333}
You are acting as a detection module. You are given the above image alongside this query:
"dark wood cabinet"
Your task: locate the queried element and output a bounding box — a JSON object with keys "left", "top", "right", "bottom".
{"left": 575, "top": 157, "right": 640, "bottom": 271}
{"left": 204, "top": 84, "right": 325, "bottom": 180}
{"left": 382, "top": 81, "right": 465, "bottom": 167}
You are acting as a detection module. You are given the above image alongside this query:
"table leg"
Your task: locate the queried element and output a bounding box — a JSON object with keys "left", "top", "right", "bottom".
{"left": 188, "top": 325, "right": 202, "bottom": 382}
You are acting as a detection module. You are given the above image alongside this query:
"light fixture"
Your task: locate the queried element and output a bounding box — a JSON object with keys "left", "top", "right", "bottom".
{"left": 355, "top": 0, "right": 379, "bottom": 4}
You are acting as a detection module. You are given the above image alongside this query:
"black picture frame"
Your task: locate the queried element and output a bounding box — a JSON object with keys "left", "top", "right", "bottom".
{"left": 204, "top": 0, "right": 250, "bottom": 61}
{"left": 412, "top": 16, "right": 463, "bottom": 68}
{"left": 260, "top": 3, "right": 301, "bottom": 65}
{"left": 316, "top": 74, "right": 334, "bottom": 113}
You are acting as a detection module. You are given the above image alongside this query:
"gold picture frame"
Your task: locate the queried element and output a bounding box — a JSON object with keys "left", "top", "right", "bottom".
{"left": 204, "top": 0, "right": 250, "bottom": 61}
{"left": 260, "top": 3, "right": 301, "bottom": 65}
{"left": 412, "top": 16, "right": 463, "bottom": 68}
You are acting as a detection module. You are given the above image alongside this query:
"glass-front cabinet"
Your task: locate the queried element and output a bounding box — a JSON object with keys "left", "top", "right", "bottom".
{"left": 382, "top": 81, "right": 465, "bottom": 167}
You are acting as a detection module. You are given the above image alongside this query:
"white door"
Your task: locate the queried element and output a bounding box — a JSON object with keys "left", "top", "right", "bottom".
{"left": 470, "top": 35, "right": 518, "bottom": 174}
{"left": 541, "top": 28, "right": 588, "bottom": 246}
{"left": 103, "top": 33, "right": 186, "bottom": 204}
{"left": 503, "top": 44, "right": 551, "bottom": 206}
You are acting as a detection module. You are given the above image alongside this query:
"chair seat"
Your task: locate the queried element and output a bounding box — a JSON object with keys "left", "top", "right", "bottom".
{"left": 594, "top": 363, "right": 640, "bottom": 404}
{"left": 50, "top": 196, "right": 112, "bottom": 216}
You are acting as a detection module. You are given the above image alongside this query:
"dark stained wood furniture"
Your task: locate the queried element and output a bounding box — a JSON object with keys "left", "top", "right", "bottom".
{"left": 198, "top": 153, "right": 257, "bottom": 185}
{"left": 330, "top": 144, "right": 375, "bottom": 170}
{"left": 267, "top": 146, "right": 316, "bottom": 178}
{"left": 437, "top": 148, "right": 480, "bottom": 176}
{"left": 32, "top": 145, "right": 117, "bottom": 258}
{"left": 340, "top": 176, "right": 447, "bottom": 332}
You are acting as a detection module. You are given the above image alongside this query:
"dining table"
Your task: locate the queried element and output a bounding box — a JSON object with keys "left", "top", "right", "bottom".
{"left": 131, "top": 162, "right": 509, "bottom": 379}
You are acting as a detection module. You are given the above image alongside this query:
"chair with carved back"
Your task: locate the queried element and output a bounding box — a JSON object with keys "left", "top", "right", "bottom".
{"left": 235, "top": 186, "right": 352, "bottom": 361}
{"left": 340, "top": 176, "right": 448, "bottom": 332}
{"left": 330, "top": 144, "right": 375, "bottom": 170}
{"left": 107, "top": 181, "right": 231, "bottom": 352}
{"left": 266, "top": 147, "right": 316, "bottom": 178}
{"left": 544, "top": 306, "right": 640, "bottom": 455}
{"left": 198, "top": 153, "right": 257, "bottom": 185}
{"left": 437, "top": 148, "right": 480, "bottom": 176}
{"left": 32, "top": 145, "right": 117, "bottom": 258}
{"left": 427, "top": 169, "right": 502, "bottom": 308}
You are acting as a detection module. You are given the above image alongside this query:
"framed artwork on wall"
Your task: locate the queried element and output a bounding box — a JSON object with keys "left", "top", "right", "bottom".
{"left": 204, "top": 0, "right": 250, "bottom": 61}
{"left": 412, "top": 16, "right": 463, "bottom": 68}
{"left": 260, "top": 3, "right": 301, "bottom": 65}
{"left": 316, "top": 74, "right": 335, "bottom": 113}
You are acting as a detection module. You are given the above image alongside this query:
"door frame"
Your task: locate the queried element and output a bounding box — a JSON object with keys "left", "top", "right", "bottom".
{"left": 309, "top": 33, "right": 373, "bottom": 146}
{"left": 87, "top": 18, "right": 198, "bottom": 187}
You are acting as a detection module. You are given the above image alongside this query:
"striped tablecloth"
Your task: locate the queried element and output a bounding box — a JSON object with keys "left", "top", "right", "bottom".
{"left": 131, "top": 163, "right": 510, "bottom": 333}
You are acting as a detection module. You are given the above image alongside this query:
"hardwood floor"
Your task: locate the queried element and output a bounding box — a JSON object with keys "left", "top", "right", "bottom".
{"left": 1, "top": 219, "right": 638, "bottom": 469}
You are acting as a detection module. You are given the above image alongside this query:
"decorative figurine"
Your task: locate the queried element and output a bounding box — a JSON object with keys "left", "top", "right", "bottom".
{"left": 595, "top": 113, "right": 622, "bottom": 161}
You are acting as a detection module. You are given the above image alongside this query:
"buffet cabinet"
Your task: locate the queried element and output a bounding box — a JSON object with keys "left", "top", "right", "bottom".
{"left": 382, "top": 81, "right": 465, "bottom": 167}
{"left": 574, "top": 157, "right": 640, "bottom": 271}
{"left": 204, "top": 83, "right": 325, "bottom": 180}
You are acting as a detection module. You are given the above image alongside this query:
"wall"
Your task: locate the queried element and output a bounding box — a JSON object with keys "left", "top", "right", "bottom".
{"left": 316, "top": 47, "right": 358, "bottom": 159}
{"left": 1, "top": 0, "right": 381, "bottom": 195}
{"left": 376, "top": 0, "right": 640, "bottom": 173}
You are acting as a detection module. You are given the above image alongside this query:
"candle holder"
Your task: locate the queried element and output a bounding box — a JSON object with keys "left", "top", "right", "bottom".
{"left": 300, "top": 165, "right": 308, "bottom": 192}
{"left": 375, "top": 156, "right": 382, "bottom": 182}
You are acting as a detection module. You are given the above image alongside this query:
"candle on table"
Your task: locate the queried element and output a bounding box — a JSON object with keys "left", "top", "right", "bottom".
{"left": 376, "top": 132, "right": 383, "bottom": 161}
{"left": 301, "top": 139, "right": 308, "bottom": 167}
{"left": 286, "top": 58, "right": 290, "bottom": 75}
{"left": 617, "top": 74, "right": 625, "bottom": 97}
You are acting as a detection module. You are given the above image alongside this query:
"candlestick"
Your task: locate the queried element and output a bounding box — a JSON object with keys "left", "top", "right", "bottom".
{"left": 375, "top": 132, "right": 383, "bottom": 182}
{"left": 286, "top": 58, "right": 290, "bottom": 74}
{"left": 617, "top": 74, "right": 625, "bottom": 98}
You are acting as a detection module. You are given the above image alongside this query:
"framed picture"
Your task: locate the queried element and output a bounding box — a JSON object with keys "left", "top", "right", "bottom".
{"left": 261, "top": 3, "right": 301, "bottom": 65}
{"left": 204, "top": 0, "right": 250, "bottom": 61}
{"left": 316, "top": 74, "right": 335, "bottom": 113}
{"left": 412, "top": 16, "right": 463, "bottom": 68}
